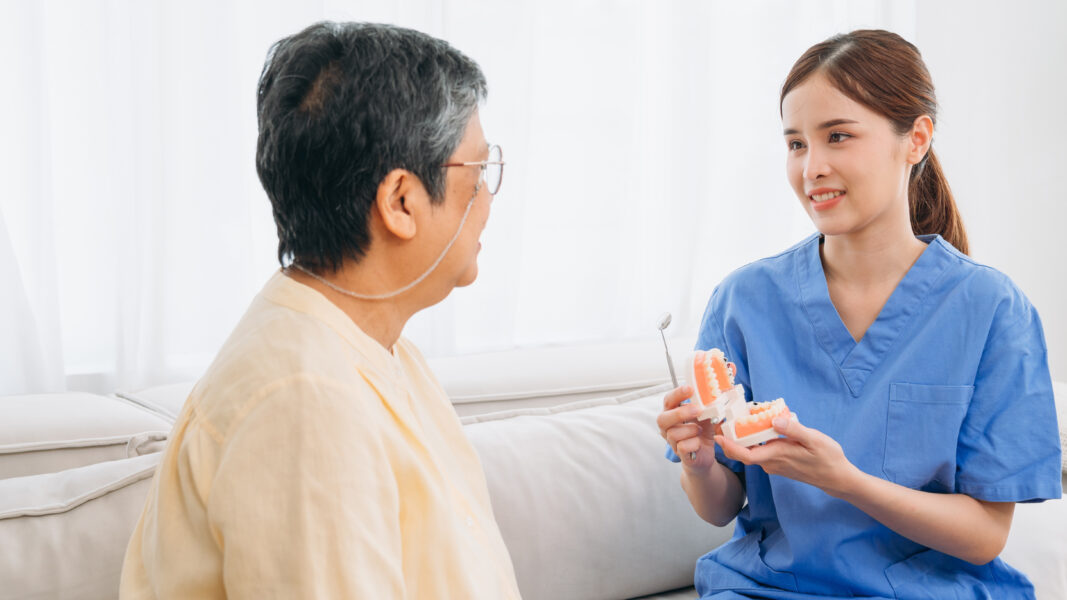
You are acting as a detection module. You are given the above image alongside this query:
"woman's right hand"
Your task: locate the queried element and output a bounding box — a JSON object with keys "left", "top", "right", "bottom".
{"left": 656, "top": 385, "right": 721, "bottom": 470}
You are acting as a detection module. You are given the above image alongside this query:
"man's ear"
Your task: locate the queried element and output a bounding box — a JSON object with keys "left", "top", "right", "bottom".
{"left": 907, "top": 114, "right": 934, "bottom": 165}
{"left": 375, "top": 169, "right": 424, "bottom": 241}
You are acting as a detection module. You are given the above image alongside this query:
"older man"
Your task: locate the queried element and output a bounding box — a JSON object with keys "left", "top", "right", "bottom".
{"left": 120, "top": 22, "right": 518, "bottom": 598}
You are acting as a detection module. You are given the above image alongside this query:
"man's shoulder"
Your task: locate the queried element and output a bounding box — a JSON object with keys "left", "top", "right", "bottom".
{"left": 189, "top": 300, "right": 381, "bottom": 437}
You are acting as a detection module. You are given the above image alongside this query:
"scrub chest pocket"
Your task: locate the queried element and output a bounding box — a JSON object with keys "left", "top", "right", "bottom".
{"left": 883, "top": 383, "right": 974, "bottom": 492}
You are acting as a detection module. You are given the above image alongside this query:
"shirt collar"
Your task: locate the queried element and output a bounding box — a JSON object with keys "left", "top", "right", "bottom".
{"left": 259, "top": 270, "right": 400, "bottom": 376}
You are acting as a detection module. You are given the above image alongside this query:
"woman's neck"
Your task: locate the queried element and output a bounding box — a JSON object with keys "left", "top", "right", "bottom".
{"left": 821, "top": 222, "right": 928, "bottom": 289}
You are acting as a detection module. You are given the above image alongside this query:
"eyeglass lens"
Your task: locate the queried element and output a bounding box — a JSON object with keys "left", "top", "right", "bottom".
{"left": 486, "top": 145, "right": 503, "bottom": 195}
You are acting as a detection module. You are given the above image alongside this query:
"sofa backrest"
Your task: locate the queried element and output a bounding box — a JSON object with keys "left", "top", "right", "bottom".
{"left": 113, "top": 336, "right": 698, "bottom": 420}
{"left": 0, "top": 393, "right": 171, "bottom": 480}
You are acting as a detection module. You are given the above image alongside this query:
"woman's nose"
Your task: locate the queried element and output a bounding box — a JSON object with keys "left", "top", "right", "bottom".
{"left": 803, "top": 146, "right": 831, "bottom": 181}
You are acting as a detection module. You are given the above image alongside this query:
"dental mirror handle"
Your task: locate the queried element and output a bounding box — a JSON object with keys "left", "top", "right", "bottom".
{"left": 659, "top": 328, "right": 679, "bottom": 388}
{"left": 657, "top": 313, "right": 696, "bottom": 462}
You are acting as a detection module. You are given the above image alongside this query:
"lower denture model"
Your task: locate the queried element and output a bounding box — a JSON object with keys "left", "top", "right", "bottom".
{"left": 723, "top": 397, "right": 795, "bottom": 447}
{"left": 690, "top": 349, "right": 797, "bottom": 447}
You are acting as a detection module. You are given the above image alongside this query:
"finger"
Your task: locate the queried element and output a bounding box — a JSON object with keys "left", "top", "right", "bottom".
{"left": 691, "top": 418, "right": 717, "bottom": 441}
{"left": 733, "top": 436, "right": 792, "bottom": 464}
{"left": 664, "top": 423, "right": 702, "bottom": 446}
{"left": 677, "top": 436, "right": 702, "bottom": 457}
{"left": 714, "top": 435, "right": 753, "bottom": 464}
{"left": 656, "top": 401, "right": 701, "bottom": 434}
{"left": 662, "top": 385, "right": 694, "bottom": 411}
{"left": 772, "top": 415, "right": 810, "bottom": 445}
{"left": 715, "top": 434, "right": 743, "bottom": 464}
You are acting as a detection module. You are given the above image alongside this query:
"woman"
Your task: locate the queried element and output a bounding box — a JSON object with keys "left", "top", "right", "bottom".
{"left": 658, "top": 30, "right": 1061, "bottom": 599}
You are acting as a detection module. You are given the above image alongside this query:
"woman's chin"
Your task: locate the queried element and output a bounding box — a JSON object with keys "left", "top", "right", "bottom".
{"left": 808, "top": 212, "right": 854, "bottom": 238}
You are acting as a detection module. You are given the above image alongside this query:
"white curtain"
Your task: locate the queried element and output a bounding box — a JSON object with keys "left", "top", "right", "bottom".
{"left": 7, "top": 0, "right": 1058, "bottom": 395}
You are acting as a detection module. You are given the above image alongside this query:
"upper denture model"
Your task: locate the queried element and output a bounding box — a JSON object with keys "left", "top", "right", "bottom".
{"left": 690, "top": 348, "right": 797, "bottom": 447}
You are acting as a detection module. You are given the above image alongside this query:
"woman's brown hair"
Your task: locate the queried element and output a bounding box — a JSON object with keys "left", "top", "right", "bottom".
{"left": 780, "top": 30, "right": 968, "bottom": 255}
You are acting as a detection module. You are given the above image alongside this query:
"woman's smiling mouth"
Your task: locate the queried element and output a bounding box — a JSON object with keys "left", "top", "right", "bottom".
{"left": 808, "top": 188, "right": 846, "bottom": 211}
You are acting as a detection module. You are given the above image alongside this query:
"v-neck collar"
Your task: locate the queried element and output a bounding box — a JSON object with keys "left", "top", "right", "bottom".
{"left": 795, "top": 233, "right": 953, "bottom": 397}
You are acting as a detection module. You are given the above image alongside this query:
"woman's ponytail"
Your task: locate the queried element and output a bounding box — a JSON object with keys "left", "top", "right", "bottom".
{"left": 909, "top": 149, "right": 968, "bottom": 255}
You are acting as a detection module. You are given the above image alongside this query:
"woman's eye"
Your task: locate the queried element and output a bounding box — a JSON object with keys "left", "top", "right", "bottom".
{"left": 828, "top": 132, "right": 851, "bottom": 143}
{"left": 788, "top": 140, "right": 804, "bottom": 151}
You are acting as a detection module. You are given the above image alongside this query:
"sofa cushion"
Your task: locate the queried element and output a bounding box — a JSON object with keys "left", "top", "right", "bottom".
{"left": 462, "top": 384, "right": 729, "bottom": 600}
{"left": 0, "top": 393, "right": 172, "bottom": 480}
{"left": 0, "top": 452, "right": 161, "bottom": 600}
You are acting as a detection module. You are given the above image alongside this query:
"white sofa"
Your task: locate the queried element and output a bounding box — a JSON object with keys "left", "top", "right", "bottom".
{"left": 1, "top": 337, "right": 1065, "bottom": 599}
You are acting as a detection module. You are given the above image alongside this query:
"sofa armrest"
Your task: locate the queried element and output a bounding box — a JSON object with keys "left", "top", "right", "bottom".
{"left": 0, "top": 453, "right": 162, "bottom": 600}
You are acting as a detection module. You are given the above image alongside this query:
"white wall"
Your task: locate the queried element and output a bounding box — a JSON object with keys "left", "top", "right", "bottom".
{"left": 917, "top": 0, "right": 1067, "bottom": 380}
{"left": 2, "top": 1, "right": 1064, "bottom": 392}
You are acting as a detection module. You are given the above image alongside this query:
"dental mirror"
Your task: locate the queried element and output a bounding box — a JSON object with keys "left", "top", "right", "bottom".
{"left": 658, "top": 312, "right": 696, "bottom": 460}
{"left": 657, "top": 313, "right": 678, "bottom": 388}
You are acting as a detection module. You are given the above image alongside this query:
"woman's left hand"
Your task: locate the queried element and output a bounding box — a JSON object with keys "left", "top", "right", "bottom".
{"left": 715, "top": 417, "right": 859, "bottom": 497}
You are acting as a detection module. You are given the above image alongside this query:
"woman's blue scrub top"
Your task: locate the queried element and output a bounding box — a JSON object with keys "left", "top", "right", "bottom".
{"left": 667, "top": 234, "right": 1062, "bottom": 599}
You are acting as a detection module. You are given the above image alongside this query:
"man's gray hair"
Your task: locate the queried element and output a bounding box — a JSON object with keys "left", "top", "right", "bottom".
{"left": 256, "top": 21, "right": 488, "bottom": 272}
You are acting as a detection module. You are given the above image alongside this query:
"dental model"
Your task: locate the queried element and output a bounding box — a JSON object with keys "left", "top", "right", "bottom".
{"left": 721, "top": 397, "right": 796, "bottom": 447}
{"left": 690, "top": 349, "right": 797, "bottom": 447}
{"left": 691, "top": 349, "right": 746, "bottom": 425}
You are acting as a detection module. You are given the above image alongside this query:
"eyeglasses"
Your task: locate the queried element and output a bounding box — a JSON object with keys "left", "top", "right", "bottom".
{"left": 442, "top": 144, "right": 504, "bottom": 195}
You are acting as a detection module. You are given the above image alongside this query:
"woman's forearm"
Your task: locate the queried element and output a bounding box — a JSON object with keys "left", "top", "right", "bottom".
{"left": 830, "top": 466, "right": 1014, "bottom": 565}
{"left": 681, "top": 460, "right": 746, "bottom": 527}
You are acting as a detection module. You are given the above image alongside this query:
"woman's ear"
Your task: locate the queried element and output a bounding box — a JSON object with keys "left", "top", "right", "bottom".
{"left": 375, "top": 169, "right": 424, "bottom": 241}
{"left": 907, "top": 115, "right": 934, "bottom": 165}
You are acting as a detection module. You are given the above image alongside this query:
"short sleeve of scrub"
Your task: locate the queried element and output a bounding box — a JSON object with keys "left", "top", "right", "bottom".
{"left": 956, "top": 299, "right": 1062, "bottom": 502}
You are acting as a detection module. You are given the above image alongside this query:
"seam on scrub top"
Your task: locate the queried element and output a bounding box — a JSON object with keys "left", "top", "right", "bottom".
{"left": 792, "top": 237, "right": 839, "bottom": 373}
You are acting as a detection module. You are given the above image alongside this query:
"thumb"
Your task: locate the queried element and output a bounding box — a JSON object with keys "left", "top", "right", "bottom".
{"left": 699, "top": 419, "right": 724, "bottom": 440}
{"left": 771, "top": 414, "right": 805, "bottom": 441}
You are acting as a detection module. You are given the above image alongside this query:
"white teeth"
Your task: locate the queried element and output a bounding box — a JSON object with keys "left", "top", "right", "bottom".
{"left": 810, "top": 190, "right": 844, "bottom": 202}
